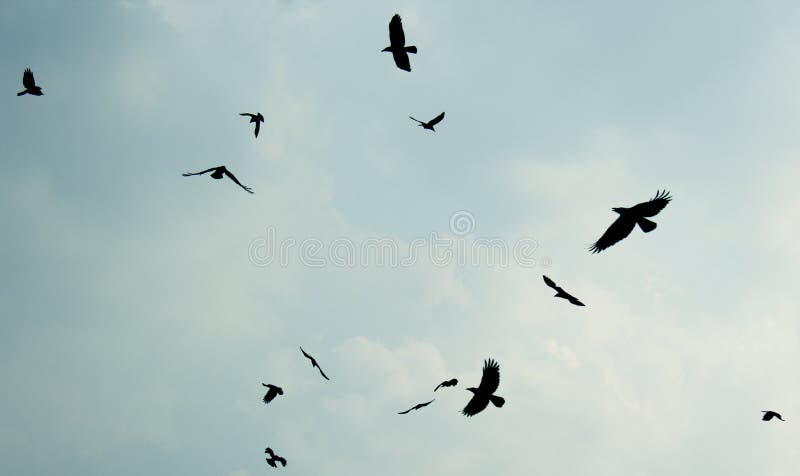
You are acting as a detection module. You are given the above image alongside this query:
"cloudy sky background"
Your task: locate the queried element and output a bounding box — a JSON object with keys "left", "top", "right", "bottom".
{"left": 2, "top": 1, "right": 800, "bottom": 474}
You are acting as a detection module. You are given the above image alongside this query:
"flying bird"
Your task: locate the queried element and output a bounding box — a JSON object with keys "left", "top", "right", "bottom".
{"left": 382, "top": 14, "right": 417, "bottom": 72}
{"left": 299, "top": 346, "right": 329, "bottom": 380}
{"left": 762, "top": 411, "right": 785, "bottom": 422}
{"left": 462, "top": 359, "right": 505, "bottom": 417}
{"left": 182, "top": 166, "right": 254, "bottom": 194}
{"left": 261, "top": 383, "right": 283, "bottom": 404}
{"left": 17, "top": 68, "right": 43, "bottom": 96}
{"left": 434, "top": 378, "right": 458, "bottom": 391}
{"left": 398, "top": 399, "right": 435, "bottom": 415}
{"left": 240, "top": 113, "right": 264, "bottom": 138}
{"left": 543, "top": 275, "right": 585, "bottom": 306}
{"left": 589, "top": 190, "right": 672, "bottom": 253}
{"left": 264, "top": 448, "right": 287, "bottom": 468}
{"left": 409, "top": 112, "right": 445, "bottom": 131}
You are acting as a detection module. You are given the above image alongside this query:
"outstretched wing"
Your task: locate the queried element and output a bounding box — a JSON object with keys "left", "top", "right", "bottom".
{"left": 264, "top": 448, "right": 275, "bottom": 458}
{"left": 409, "top": 116, "right": 425, "bottom": 125}
{"left": 477, "top": 359, "right": 500, "bottom": 394}
{"left": 23, "top": 68, "right": 35, "bottom": 88}
{"left": 462, "top": 394, "right": 489, "bottom": 417}
{"left": 389, "top": 14, "right": 405, "bottom": 47}
{"left": 428, "top": 112, "right": 445, "bottom": 126}
{"left": 222, "top": 168, "right": 254, "bottom": 194}
{"left": 418, "top": 399, "right": 434, "bottom": 409}
{"left": 392, "top": 51, "right": 411, "bottom": 72}
{"left": 398, "top": 406, "right": 413, "bottom": 414}
{"left": 630, "top": 190, "right": 672, "bottom": 217}
{"left": 316, "top": 365, "right": 330, "bottom": 380}
{"left": 589, "top": 215, "right": 636, "bottom": 253}
{"left": 240, "top": 113, "right": 255, "bottom": 118}
{"left": 276, "top": 456, "right": 287, "bottom": 467}
{"left": 182, "top": 167, "right": 217, "bottom": 177}
{"left": 542, "top": 275, "right": 560, "bottom": 292}
{"left": 565, "top": 293, "right": 585, "bottom": 306}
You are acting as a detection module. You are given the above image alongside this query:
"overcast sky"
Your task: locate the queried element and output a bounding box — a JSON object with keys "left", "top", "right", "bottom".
{"left": 2, "top": 1, "right": 800, "bottom": 475}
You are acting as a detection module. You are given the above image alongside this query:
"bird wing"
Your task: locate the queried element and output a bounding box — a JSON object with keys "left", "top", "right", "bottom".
{"left": 428, "top": 112, "right": 445, "bottom": 126}
{"left": 566, "top": 293, "right": 585, "bottom": 306}
{"left": 462, "top": 394, "right": 489, "bottom": 417}
{"left": 182, "top": 167, "right": 218, "bottom": 177}
{"left": 254, "top": 120, "right": 260, "bottom": 137}
{"left": 316, "top": 365, "right": 330, "bottom": 380}
{"left": 477, "top": 359, "right": 501, "bottom": 394}
{"left": 434, "top": 381, "right": 444, "bottom": 391}
{"left": 263, "top": 388, "right": 277, "bottom": 403}
{"left": 265, "top": 448, "right": 274, "bottom": 457}
{"left": 23, "top": 68, "right": 35, "bottom": 88}
{"left": 589, "top": 215, "right": 636, "bottom": 253}
{"left": 389, "top": 14, "right": 405, "bottom": 47}
{"left": 409, "top": 116, "right": 425, "bottom": 125}
{"left": 630, "top": 190, "right": 672, "bottom": 217}
{"left": 277, "top": 457, "right": 287, "bottom": 466}
{"left": 542, "top": 275, "right": 560, "bottom": 291}
{"left": 299, "top": 346, "right": 312, "bottom": 361}
{"left": 222, "top": 168, "right": 254, "bottom": 194}
{"left": 392, "top": 51, "right": 411, "bottom": 72}
{"left": 398, "top": 406, "right": 413, "bottom": 414}
{"left": 418, "top": 399, "right": 434, "bottom": 408}
{"left": 240, "top": 113, "right": 255, "bottom": 118}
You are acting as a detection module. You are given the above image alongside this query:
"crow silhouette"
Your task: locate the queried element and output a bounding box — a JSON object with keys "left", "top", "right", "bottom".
{"left": 434, "top": 378, "right": 458, "bottom": 391}
{"left": 182, "top": 166, "right": 253, "bottom": 194}
{"left": 463, "top": 359, "right": 505, "bottom": 417}
{"left": 261, "top": 383, "right": 283, "bottom": 404}
{"left": 382, "top": 14, "right": 417, "bottom": 72}
{"left": 409, "top": 112, "right": 445, "bottom": 131}
{"left": 299, "top": 346, "right": 329, "bottom": 380}
{"left": 264, "top": 448, "right": 287, "bottom": 467}
{"left": 543, "top": 275, "right": 585, "bottom": 307}
{"left": 589, "top": 190, "right": 672, "bottom": 253}
{"left": 240, "top": 113, "right": 264, "bottom": 137}
{"left": 762, "top": 410, "right": 785, "bottom": 422}
{"left": 398, "top": 399, "right": 435, "bottom": 414}
{"left": 17, "top": 68, "right": 43, "bottom": 96}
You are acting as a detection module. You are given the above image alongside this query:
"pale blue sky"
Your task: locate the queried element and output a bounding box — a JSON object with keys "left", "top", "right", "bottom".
{"left": 2, "top": 1, "right": 800, "bottom": 475}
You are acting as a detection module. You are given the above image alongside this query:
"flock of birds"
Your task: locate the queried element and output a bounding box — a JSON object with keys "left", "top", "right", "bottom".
{"left": 16, "top": 11, "right": 787, "bottom": 472}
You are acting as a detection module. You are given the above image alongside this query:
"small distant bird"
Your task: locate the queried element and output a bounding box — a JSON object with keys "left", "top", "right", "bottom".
{"left": 182, "top": 166, "right": 254, "bottom": 194}
{"left": 240, "top": 113, "right": 264, "bottom": 138}
{"left": 382, "top": 14, "right": 417, "bottom": 72}
{"left": 542, "top": 275, "right": 585, "bottom": 307}
{"left": 589, "top": 190, "right": 672, "bottom": 253}
{"left": 409, "top": 112, "right": 445, "bottom": 132}
{"left": 462, "top": 359, "right": 505, "bottom": 417}
{"left": 299, "top": 346, "right": 329, "bottom": 380}
{"left": 434, "top": 378, "right": 458, "bottom": 391}
{"left": 398, "top": 399, "right": 435, "bottom": 414}
{"left": 17, "top": 68, "right": 43, "bottom": 96}
{"left": 264, "top": 448, "right": 287, "bottom": 468}
{"left": 762, "top": 411, "right": 785, "bottom": 422}
{"left": 261, "top": 383, "right": 283, "bottom": 404}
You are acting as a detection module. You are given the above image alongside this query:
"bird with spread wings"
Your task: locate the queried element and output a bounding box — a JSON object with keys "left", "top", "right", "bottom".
{"left": 543, "top": 275, "right": 585, "bottom": 307}
{"left": 182, "top": 166, "right": 254, "bottom": 194}
{"left": 299, "top": 346, "right": 330, "bottom": 380}
{"left": 589, "top": 190, "right": 671, "bottom": 253}
{"left": 409, "top": 112, "right": 445, "bottom": 131}
{"left": 240, "top": 113, "right": 264, "bottom": 138}
{"left": 382, "top": 14, "right": 417, "bottom": 72}
{"left": 398, "top": 399, "right": 435, "bottom": 415}
{"left": 261, "top": 383, "right": 283, "bottom": 404}
{"left": 762, "top": 410, "right": 785, "bottom": 422}
{"left": 462, "top": 359, "right": 505, "bottom": 417}
{"left": 434, "top": 378, "right": 458, "bottom": 391}
{"left": 17, "top": 68, "right": 43, "bottom": 96}
{"left": 264, "top": 448, "right": 287, "bottom": 468}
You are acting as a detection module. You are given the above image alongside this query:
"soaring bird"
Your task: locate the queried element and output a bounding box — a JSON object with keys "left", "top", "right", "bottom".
{"left": 261, "top": 383, "right": 283, "bottom": 404}
{"left": 762, "top": 411, "right": 785, "bottom": 422}
{"left": 264, "top": 448, "right": 287, "bottom": 468}
{"left": 17, "top": 68, "right": 43, "bottom": 96}
{"left": 543, "top": 275, "right": 585, "bottom": 307}
{"left": 398, "top": 399, "right": 435, "bottom": 415}
{"left": 409, "top": 112, "right": 445, "bottom": 132}
{"left": 299, "top": 346, "right": 329, "bottom": 380}
{"left": 182, "top": 166, "right": 254, "bottom": 194}
{"left": 434, "top": 378, "right": 458, "bottom": 391}
{"left": 240, "top": 113, "right": 264, "bottom": 138}
{"left": 462, "top": 359, "right": 505, "bottom": 417}
{"left": 382, "top": 14, "right": 417, "bottom": 72}
{"left": 589, "top": 190, "right": 672, "bottom": 253}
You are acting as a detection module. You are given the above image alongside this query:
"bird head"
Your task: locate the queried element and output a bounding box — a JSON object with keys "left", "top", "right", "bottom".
{"left": 611, "top": 207, "right": 624, "bottom": 214}
{"left": 381, "top": 46, "right": 391, "bottom": 52}
{"left": 466, "top": 387, "right": 477, "bottom": 394}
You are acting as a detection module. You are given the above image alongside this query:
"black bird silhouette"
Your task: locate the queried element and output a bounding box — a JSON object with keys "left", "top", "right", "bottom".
{"left": 409, "top": 112, "right": 445, "bottom": 131}
{"left": 261, "top": 383, "right": 283, "bottom": 404}
{"left": 182, "top": 166, "right": 253, "bottom": 194}
{"left": 434, "top": 378, "right": 458, "bottom": 391}
{"left": 462, "top": 359, "right": 505, "bottom": 417}
{"left": 240, "top": 113, "right": 264, "bottom": 138}
{"left": 543, "top": 275, "right": 585, "bottom": 307}
{"left": 264, "top": 448, "right": 287, "bottom": 468}
{"left": 762, "top": 410, "right": 785, "bottom": 422}
{"left": 382, "top": 14, "right": 417, "bottom": 72}
{"left": 17, "top": 68, "right": 43, "bottom": 96}
{"left": 299, "top": 346, "right": 329, "bottom": 380}
{"left": 398, "top": 399, "right": 435, "bottom": 414}
{"left": 589, "top": 190, "right": 672, "bottom": 253}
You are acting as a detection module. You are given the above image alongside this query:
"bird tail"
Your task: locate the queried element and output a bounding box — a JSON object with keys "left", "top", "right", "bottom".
{"left": 636, "top": 217, "right": 657, "bottom": 233}
{"left": 17, "top": 90, "right": 26, "bottom": 96}
{"left": 404, "top": 46, "right": 417, "bottom": 54}
{"left": 489, "top": 395, "right": 505, "bottom": 408}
